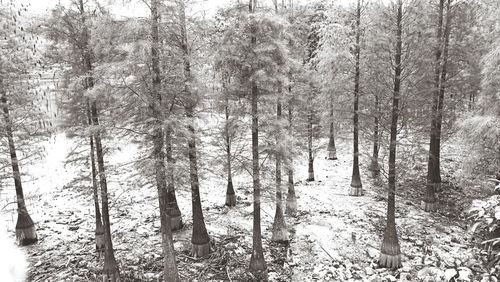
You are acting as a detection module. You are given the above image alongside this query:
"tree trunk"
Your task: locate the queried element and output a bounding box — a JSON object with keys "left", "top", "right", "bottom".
{"left": 1, "top": 89, "right": 37, "bottom": 246}
{"left": 434, "top": 0, "right": 452, "bottom": 193}
{"left": 423, "top": 0, "right": 445, "bottom": 211}
{"left": 150, "top": 1, "right": 181, "bottom": 280}
{"left": 272, "top": 92, "right": 288, "bottom": 243}
{"left": 87, "top": 99, "right": 104, "bottom": 254}
{"left": 178, "top": 0, "right": 211, "bottom": 258}
{"left": 248, "top": 0, "right": 267, "bottom": 279}
{"left": 79, "top": 1, "right": 120, "bottom": 279}
{"left": 165, "top": 125, "right": 183, "bottom": 230}
{"left": 285, "top": 100, "right": 297, "bottom": 216}
{"left": 327, "top": 96, "right": 337, "bottom": 160}
{"left": 306, "top": 101, "right": 315, "bottom": 182}
{"left": 224, "top": 92, "right": 236, "bottom": 207}
{"left": 379, "top": 0, "right": 402, "bottom": 269}
{"left": 350, "top": 0, "right": 363, "bottom": 196}
{"left": 369, "top": 94, "right": 380, "bottom": 178}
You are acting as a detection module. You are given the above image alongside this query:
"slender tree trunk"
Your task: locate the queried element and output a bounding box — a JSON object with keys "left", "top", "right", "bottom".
{"left": 369, "top": 94, "right": 380, "bottom": 178}
{"left": 248, "top": 0, "right": 267, "bottom": 279}
{"left": 272, "top": 89, "right": 288, "bottom": 243}
{"left": 350, "top": 0, "right": 363, "bottom": 196}
{"left": 165, "top": 125, "right": 183, "bottom": 230}
{"left": 306, "top": 97, "right": 315, "bottom": 181}
{"left": 150, "top": 1, "right": 181, "bottom": 280}
{"left": 178, "top": 0, "right": 211, "bottom": 257}
{"left": 285, "top": 99, "right": 297, "bottom": 216}
{"left": 78, "top": 1, "right": 120, "bottom": 279}
{"left": 1, "top": 88, "right": 37, "bottom": 246}
{"left": 379, "top": 0, "right": 403, "bottom": 269}
{"left": 224, "top": 91, "right": 236, "bottom": 207}
{"left": 434, "top": 0, "right": 452, "bottom": 193}
{"left": 327, "top": 96, "right": 337, "bottom": 160}
{"left": 87, "top": 100, "right": 104, "bottom": 254}
{"left": 423, "top": 0, "right": 445, "bottom": 211}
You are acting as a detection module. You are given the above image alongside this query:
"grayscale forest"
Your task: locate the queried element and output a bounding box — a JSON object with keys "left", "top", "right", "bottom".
{"left": 0, "top": 0, "right": 499, "bottom": 281}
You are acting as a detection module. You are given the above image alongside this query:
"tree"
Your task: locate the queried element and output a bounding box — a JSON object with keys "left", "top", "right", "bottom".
{"left": 0, "top": 0, "right": 43, "bottom": 246}
{"left": 86, "top": 101, "right": 104, "bottom": 253}
{"left": 423, "top": 0, "right": 453, "bottom": 211}
{"left": 326, "top": 96, "right": 338, "bottom": 160}
{"left": 177, "top": 0, "right": 211, "bottom": 258}
{"left": 150, "top": 0, "right": 180, "bottom": 279}
{"left": 350, "top": 0, "right": 363, "bottom": 196}
{"left": 379, "top": 0, "right": 403, "bottom": 269}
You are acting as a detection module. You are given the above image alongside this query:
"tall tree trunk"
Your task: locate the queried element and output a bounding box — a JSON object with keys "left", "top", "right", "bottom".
{"left": 423, "top": 0, "right": 445, "bottom": 211}
{"left": 327, "top": 96, "right": 337, "bottom": 160}
{"left": 87, "top": 100, "right": 104, "bottom": 254}
{"left": 79, "top": 1, "right": 120, "bottom": 279}
{"left": 1, "top": 88, "right": 37, "bottom": 246}
{"left": 272, "top": 88, "right": 288, "bottom": 243}
{"left": 369, "top": 94, "right": 380, "bottom": 177}
{"left": 150, "top": 1, "right": 181, "bottom": 280}
{"left": 306, "top": 97, "right": 315, "bottom": 182}
{"left": 285, "top": 99, "right": 297, "bottom": 216}
{"left": 350, "top": 0, "right": 363, "bottom": 196}
{"left": 224, "top": 87, "right": 236, "bottom": 207}
{"left": 379, "top": 0, "right": 403, "bottom": 269}
{"left": 248, "top": 0, "right": 267, "bottom": 279}
{"left": 165, "top": 125, "right": 183, "bottom": 230}
{"left": 178, "top": 0, "right": 211, "bottom": 258}
{"left": 434, "top": 0, "right": 452, "bottom": 193}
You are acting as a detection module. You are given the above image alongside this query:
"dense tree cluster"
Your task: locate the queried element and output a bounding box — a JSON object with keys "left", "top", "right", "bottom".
{"left": 1, "top": 0, "right": 499, "bottom": 280}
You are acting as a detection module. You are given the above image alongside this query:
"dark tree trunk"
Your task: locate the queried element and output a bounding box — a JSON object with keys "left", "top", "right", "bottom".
{"left": 178, "top": 0, "right": 211, "bottom": 258}
{"left": 90, "top": 101, "right": 121, "bottom": 281}
{"left": 87, "top": 100, "right": 104, "bottom": 254}
{"left": 224, "top": 94, "right": 236, "bottom": 207}
{"left": 306, "top": 103, "right": 315, "bottom": 182}
{"left": 285, "top": 100, "right": 297, "bottom": 216}
{"left": 165, "top": 125, "right": 183, "bottom": 230}
{"left": 79, "top": 1, "right": 120, "bottom": 279}
{"left": 379, "top": 0, "right": 403, "bottom": 269}
{"left": 423, "top": 0, "right": 446, "bottom": 211}
{"left": 1, "top": 89, "right": 37, "bottom": 246}
{"left": 369, "top": 94, "right": 380, "bottom": 178}
{"left": 248, "top": 0, "right": 267, "bottom": 279}
{"left": 150, "top": 1, "right": 181, "bottom": 280}
{"left": 272, "top": 93, "right": 288, "bottom": 243}
{"left": 327, "top": 96, "right": 337, "bottom": 160}
{"left": 350, "top": 0, "right": 363, "bottom": 196}
{"left": 434, "top": 0, "right": 452, "bottom": 193}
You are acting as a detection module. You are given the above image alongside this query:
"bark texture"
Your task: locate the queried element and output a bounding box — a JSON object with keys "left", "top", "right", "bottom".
{"left": 379, "top": 0, "right": 403, "bottom": 269}
{"left": 350, "top": 0, "right": 363, "bottom": 196}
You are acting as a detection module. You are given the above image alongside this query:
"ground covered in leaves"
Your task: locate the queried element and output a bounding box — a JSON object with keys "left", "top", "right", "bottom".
{"left": 0, "top": 133, "right": 496, "bottom": 281}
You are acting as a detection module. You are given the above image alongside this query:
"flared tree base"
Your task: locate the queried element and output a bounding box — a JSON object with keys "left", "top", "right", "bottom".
{"left": 16, "top": 225, "right": 37, "bottom": 246}
{"left": 349, "top": 186, "right": 363, "bottom": 196}
{"left": 327, "top": 150, "right": 337, "bottom": 160}
{"left": 421, "top": 200, "right": 437, "bottom": 212}
{"left": 306, "top": 172, "right": 314, "bottom": 182}
{"left": 249, "top": 256, "right": 268, "bottom": 281}
{"left": 16, "top": 213, "right": 37, "bottom": 246}
{"left": 271, "top": 227, "right": 289, "bottom": 243}
{"left": 102, "top": 268, "right": 120, "bottom": 282}
{"left": 378, "top": 253, "right": 401, "bottom": 269}
{"left": 170, "top": 215, "right": 183, "bottom": 231}
{"left": 225, "top": 193, "right": 236, "bottom": 207}
{"left": 191, "top": 242, "right": 211, "bottom": 258}
{"left": 285, "top": 199, "right": 297, "bottom": 217}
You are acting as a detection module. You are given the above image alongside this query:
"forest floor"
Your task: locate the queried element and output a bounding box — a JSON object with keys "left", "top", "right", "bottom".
{"left": 0, "top": 132, "right": 495, "bottom": 281}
